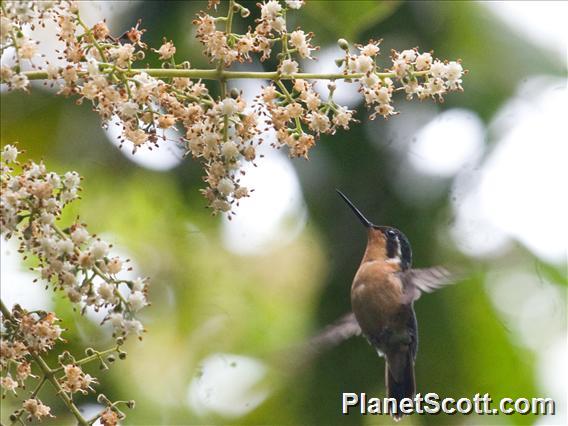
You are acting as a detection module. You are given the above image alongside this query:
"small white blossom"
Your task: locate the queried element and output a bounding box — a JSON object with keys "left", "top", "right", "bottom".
{"left": 217, "top": 178, "right": 235, "bottom": 196}
{"left": 18, "top": 39, "right": 38, "bottom": 60}
{"left": 286, "top": 0, "right": 304, "bottom": 9}
{"left": 280, "top": 59, "right": 299, "bottom": 75}
{"left": 125, "top": 319, "right": 144, "bottom": 336}
{"left": 156, "top": 41, "right": 176, "bottom": 60}
{"left": 355, "top": 55, "right": 374, "bottom": 73}
{"left": 361, "top": 73, "right": 379, "bottom": 88}
{"left": 108, "top": 43, "right": 135, "bottom": 67}
{"left": 212, "top": 199, "right": 231, "bottom": 212}
{"left": 430, "top": 60, "right": 447, "bottom": 78}
{"left": 2, "top": 145, "right": 19, "bottom": 163}
{"left": 221, "top": 141, "right": 239, "bottom": 160}
{"left": 107, "top": 257, "right": 123, "bottom": 274}
{"left": 132, "top": 278, "right": 145, "bottom": 292}
{"left": 90, "top": 240, "right": 109, "bottom": 260}
{"left": 219, "top": 98, "right": 238, "bottom": 116}
{"left": 261, "top": 0, "right": 282, "bottom": 19}
{"left": 0, "top": 376, "right": 18, "bottom": 394}
{"left": 0, "top": 17, "right": 13, "bottom": 43}
{"left": 308, "top": 112, "right": 331, "bottom": 133}
{"left": 60, "top": 188, "right": 78, "bottom": 203}
{"left": 71, "top": 227, "right": 89, "bottom": 244}
{"left": 98, "top": 281, "right": 116, "bottom": 302}
{"left": 128, "top": 291, "right": 147, "bottom": 311}
{"left": 272, "top": 16, "right": 286, "bottom": 32}
{"left": 10, "top": 73, "right": 29, "bottom": 91}
{"left": 360, "top": 43, "right": 380, "bottom": 57}
{"left": 109, "top": 312, "right": 125, "bottom": 328}
{"left": 415, "top": 52, "right": 432, "bottom": 71}
{"left": 400, "top": 49, "right": 417, "bottom": 63}
{"left": 445, "top": 61, "right": 463, "bottom": 89}
{"left": 119, "top": 101, "right": 139, "bottom": 117}
{"left": 63, "top": 171, "right": 80, "bottom": 189}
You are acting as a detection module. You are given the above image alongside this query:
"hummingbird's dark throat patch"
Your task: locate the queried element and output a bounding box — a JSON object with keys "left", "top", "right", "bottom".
{"left": 384, "top": 229, "right": 412, "bottom": 270}
{"left": 386, "top": 235, "right": 399, "bottom": 260}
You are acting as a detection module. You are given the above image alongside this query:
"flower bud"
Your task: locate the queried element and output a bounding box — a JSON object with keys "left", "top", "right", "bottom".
{"left": 337, "top": 38, "right": 349, "bottom": 51}
{"left": 229, "top": 88, "right": 240, "bottom": 99}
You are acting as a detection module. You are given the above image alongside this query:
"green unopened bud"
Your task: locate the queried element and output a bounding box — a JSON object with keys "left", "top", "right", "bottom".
{"left": 229, "top": 88, "right": 240, "bottom": 99}
{"left": 337, "top": 38, "right": 349, "bottom": 51}
{"left": 107, "top": 354, "right": 116, "bottom": 363}
{"left": 135, "top": 51, "right": 145, "bottom": 61}
{"left": 335, "top": 58, "right": 345, "bottom": 68}
{"left": 240, "top": 7, "right": 250, "bottom": 18}
{"left": 127, "top": 400, "right": 136, "bottom": 409}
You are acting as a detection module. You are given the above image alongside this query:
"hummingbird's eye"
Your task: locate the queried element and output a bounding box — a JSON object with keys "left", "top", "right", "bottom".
{"left": 387, "top": 229, "right": 396, "bottom": 238}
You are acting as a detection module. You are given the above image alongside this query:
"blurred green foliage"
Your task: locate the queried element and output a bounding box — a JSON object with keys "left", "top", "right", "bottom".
{"left": 1, "top": 1, "right": 565, "bottom": 425}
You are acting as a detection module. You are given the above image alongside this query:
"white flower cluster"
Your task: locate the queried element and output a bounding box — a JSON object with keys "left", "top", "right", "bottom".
{"left": 1, "top": 145, "right": 148, "bottom": 338}
{"left": 0, "top": 1, "right": 466, "bottom": 214}
{"left": 0, "top": 303, "right": 131, "bottom": 424}
{"left": 60, "top": 364, "right": 98, "bottom": 395}
{"left": 184, "top": 94, "right": 258, "bottom": 213}
{"left": 341, "top": 42, "right": 465, "bottom": 118}
{"left": 193, "top": 0, "right": 306, "bottom": 66}
{"left": 1, "top": 309, "right": 61, "bottom": 399}
{"left": 262, "top": 80, "right": 354, "bottom": 158}
{"left": 21, "top": 398, "right": 54, "bottom": 422}
{"left": 0, "top": 0, "right": 64, "bottom": 91}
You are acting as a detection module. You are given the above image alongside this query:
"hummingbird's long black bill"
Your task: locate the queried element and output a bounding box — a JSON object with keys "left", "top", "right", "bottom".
{"left": 336, "top": 189, "right": 372, "bottom": 228}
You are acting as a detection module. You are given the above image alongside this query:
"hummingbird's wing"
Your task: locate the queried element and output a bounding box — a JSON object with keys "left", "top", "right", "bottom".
{"left": 270, "top": 313, "right": 361, "bottom": 372}
{"left": 399, "top": 266, "right": 459, "bottom": 303}
{"left": 307, "top": 312, "right": 362, "bottom": 354}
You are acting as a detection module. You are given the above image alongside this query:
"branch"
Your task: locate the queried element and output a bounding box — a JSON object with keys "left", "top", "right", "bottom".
{"left": 19, "top": 68, "right": 428, "bottom": 82}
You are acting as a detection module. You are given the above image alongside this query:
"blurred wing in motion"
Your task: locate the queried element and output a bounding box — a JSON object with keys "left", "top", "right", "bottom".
{"left": 308, "top": 312, "right": 362, "bottom": 354}
{"left": 271, "top": 312, "right": 361, "bottom": 372}
{"left": 400, "top": 266, "right": 461, "bottom": 302}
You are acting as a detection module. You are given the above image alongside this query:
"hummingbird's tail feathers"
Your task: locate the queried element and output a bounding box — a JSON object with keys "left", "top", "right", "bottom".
{"left": 385, "top": 351, "right": 416, "bottom": 421}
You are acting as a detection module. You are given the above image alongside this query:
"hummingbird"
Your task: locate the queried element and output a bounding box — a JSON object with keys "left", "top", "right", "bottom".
{"left": 328, "top": 189, "right": 457, "bottom": 420}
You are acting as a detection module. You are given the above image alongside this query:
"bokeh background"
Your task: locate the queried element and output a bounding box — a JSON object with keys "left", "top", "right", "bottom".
{"left": 1, "top": 1, "right": 566, "bottom": 425}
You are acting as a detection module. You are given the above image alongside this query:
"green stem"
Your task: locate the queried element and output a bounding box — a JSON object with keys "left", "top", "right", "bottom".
{"left": 51, "top": 346, "right": 120, "bottom": 374}
{"left": 218, "top": 0, "right": 235, "bottom": 142}
{"left": 76, "top": 15, "right": 108, "bottom": 62}
{"left": 16, "top": 68, "right": 425, "bottom": 82}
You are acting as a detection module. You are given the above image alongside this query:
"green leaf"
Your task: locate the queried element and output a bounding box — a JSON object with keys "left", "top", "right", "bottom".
{"left": 303, "top": 1, "right": 402, "bottom": 42}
